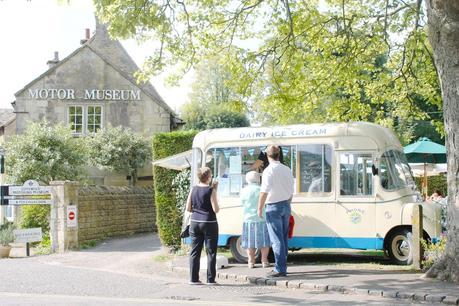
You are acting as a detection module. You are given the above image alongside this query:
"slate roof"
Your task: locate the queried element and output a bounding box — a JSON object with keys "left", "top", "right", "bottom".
{"left": 0, "top": 109, "right": 15, "bottom": 127}
{"left": 15, "top": 20, "right": 175, "bottom": 116}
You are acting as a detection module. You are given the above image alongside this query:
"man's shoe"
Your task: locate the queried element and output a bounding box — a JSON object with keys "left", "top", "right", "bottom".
{"left": 188, "top": 281, "right": 203, "bottom": 285}
{"left": 266, "top": 270, "right": 287, "bottom": 278}
{"left": 205, "top": 281, "right": 219, "bottom": 286}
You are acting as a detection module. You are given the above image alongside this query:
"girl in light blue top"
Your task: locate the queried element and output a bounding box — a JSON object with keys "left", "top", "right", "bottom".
{"left": 240, "top": 171, "right": 271, "bottom": 268}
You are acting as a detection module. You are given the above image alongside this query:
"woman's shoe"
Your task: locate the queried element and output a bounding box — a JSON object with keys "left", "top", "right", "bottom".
{"left": 248, "top": 262, "right": 255, "bottom": 269}
{"left": 262, "top": 262, "right": 270, "bottom": 268}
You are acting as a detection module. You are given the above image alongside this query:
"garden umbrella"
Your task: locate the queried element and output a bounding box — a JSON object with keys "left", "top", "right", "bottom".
{"left": 404, "top": 137, "right": 446, "bottom": 197}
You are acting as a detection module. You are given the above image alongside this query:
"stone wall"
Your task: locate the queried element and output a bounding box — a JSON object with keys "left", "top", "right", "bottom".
{"left": 77, "top": 186, "right": 155, "bottom": 244}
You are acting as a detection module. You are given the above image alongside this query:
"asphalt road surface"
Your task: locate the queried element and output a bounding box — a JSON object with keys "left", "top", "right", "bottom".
{"left": 0, "top": 234, "right": 426, "bottom": 305}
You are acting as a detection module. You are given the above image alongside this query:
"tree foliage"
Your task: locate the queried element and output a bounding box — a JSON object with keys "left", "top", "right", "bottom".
{"left": 95, "top": 0, "right": 442, "bottom": 143}
{"left": 4, "top": 120, "right": 87, "bottom": 184}
{"left": 181, "top": 58, "right": 250, "bottom": 130}
{"left": 87, "top": 126, "right": 151, "bottom": 186}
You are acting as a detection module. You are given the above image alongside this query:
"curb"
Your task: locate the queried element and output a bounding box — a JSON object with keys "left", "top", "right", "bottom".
{"left": 171, "top": 265, "right": 459, "bottom": 305}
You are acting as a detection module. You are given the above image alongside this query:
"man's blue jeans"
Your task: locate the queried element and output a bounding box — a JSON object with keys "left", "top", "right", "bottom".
{"left": 265, "top": 200, "right": 291, "bottom": 274}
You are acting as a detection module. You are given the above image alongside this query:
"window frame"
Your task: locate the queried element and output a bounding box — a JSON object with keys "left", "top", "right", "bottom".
{"left": 295, "top": 143, "right": 333, "bottom": 196}
{"left": 379, "top": 149, "right": 415, "bottom": 191}
{"left": 67, "top": 104, "right": 104, "bottom": 135}
{"left": 338, "top": 151, "right": 375, "bottom": 198}
{"left": 86, "top": 105, "right": 103, "bottom": 134}
{"left": 67, "top": 105, "right": 84, "bottom": 135}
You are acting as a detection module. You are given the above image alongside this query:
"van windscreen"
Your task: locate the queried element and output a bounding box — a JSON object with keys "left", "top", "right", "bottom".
{"left": 380, "top": 150, "right": 415, "bottom": 190}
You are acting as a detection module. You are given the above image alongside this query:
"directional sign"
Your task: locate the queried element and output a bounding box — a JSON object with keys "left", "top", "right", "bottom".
{"left": 1, "top": 180, "right": 51, "bottom": 205}
{"left": 8, "top": 199, "right": 52, "bottom": 205}
{"left": 8, "top": 180, "right": 51, "bottom": 195}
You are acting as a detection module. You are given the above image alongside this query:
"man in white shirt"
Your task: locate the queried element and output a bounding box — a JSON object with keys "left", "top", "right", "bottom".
{"left": 257, "top": 145, "right": 294, "bottom": 278}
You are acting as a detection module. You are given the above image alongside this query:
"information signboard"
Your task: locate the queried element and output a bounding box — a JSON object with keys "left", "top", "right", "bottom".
{"left": 13, "top": 228, "right": 43, "bottom": 243}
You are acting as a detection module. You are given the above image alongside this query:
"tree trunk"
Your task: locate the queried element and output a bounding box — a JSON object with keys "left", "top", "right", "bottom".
{"left": 425, "top": 0, "right": 459, "bottom": 283}
{"left": 130, "top": 169, "right": 137, "bottom": 186}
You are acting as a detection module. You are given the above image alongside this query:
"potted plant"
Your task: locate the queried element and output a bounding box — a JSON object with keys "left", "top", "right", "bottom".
{"left": 0, "top": 222, "right": 15, "bottom": 258}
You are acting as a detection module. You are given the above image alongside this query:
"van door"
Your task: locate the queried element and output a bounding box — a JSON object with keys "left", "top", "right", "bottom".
{"left": 290, "top": 144, "right": 336, "bottom": 249}
{"left": 334, "top": 152, "right": 377, "bottom": 250}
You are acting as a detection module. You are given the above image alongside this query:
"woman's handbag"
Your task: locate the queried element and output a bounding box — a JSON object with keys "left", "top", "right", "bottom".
{"left": 180, "top": 213, "right": 191, "bottom": 238}
{"left": 180, "top": 225, "right": 190, "bottom": 238}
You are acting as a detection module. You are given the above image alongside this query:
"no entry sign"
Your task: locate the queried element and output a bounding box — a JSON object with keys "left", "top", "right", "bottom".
{"left": 67, "top": 206, "right": 78, "bottom": 228}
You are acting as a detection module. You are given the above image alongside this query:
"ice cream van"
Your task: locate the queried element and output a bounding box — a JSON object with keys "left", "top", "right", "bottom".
{"left": 184, "top": 122, "right": 442, "bottom": 265}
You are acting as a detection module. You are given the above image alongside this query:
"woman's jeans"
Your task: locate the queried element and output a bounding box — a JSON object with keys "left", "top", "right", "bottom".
{"left": 189, "top": 221, "right": 219, "bottom": 283}
{"left": 265, "top": 201, "right": 291, "bottom": 274}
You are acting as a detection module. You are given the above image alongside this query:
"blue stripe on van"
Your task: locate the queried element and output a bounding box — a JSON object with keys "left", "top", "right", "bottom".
{"left": 196, "top": 234, "right": 384, "bottom": 250}
{"left": 287, "top": 236, "right": 384, "bottom": 250}
{"left": 218, "top": 234, "right": 233, "bottom": 246}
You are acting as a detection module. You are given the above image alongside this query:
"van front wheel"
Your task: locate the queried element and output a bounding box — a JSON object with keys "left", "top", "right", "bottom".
{"left": 387, "top": 229, "right": 413, "bottom": 265}
{"left": 229, "top": 236, "right": 260, "bottom": 263}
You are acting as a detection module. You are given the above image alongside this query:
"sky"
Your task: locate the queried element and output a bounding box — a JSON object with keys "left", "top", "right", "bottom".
{"left": 0, "top": 0, "right": 192, "bottom": 113}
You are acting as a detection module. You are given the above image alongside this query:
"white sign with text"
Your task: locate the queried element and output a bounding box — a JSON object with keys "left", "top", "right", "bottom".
{"left": 13, "top": 228, "right": 43, "bottom": 243}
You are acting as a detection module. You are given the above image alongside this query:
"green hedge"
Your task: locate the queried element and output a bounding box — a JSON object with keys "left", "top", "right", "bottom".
{"left": 152, "top": 130, "right": 197, "bottom": 248}
{"left": 414, "top": 175, "right": 447, "bottom": 197}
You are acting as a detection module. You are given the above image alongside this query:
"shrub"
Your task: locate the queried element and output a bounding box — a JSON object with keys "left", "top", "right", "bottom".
{"left": 422, "top": 237, "right": 446, "bottom": 271}
{"left": 0, "top": 222, "right": 15, "bottom": 246}
{"left": 414, "top": 175, "right": 447, "bottom": 197}
{"left": 20, "top": 205, "right": 50, "bottom": 236}
{"left": 172, "top": 169, "right": 191, "bottom": 216}
{"left": 152, "top": 130, "right": 197, "bottom": 248}
{"left": 87, "top": 126, "right": 151, "bottom": 186}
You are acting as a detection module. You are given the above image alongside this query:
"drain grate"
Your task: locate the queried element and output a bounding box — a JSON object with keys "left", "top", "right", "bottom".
{"left": 165, "top": 296, "right": 200, "bottom": 301}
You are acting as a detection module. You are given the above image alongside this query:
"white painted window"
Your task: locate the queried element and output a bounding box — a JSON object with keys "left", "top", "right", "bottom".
{"left": 87, "top": 106, "right": 102, "bottom": 133}
{"left": 68, "top": 106, "right": 83, "bottom": 134}
{"left": 68, "top": 105, "right": 103, "bottom": 135}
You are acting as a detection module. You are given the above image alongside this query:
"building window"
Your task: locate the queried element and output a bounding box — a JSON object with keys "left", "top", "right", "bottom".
{"left": 68, "top": 105, "right": 103, "bottom": 135}
{"left": 87, "top": 106, "right": 102, "bottom": 133}
{"left": 68, "top": 106, "right": 83, "bottom": 134}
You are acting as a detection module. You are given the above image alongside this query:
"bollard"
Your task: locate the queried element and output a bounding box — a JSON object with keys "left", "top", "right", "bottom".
{"left": 412, "top": 204, "right": 423, "bottom": 270}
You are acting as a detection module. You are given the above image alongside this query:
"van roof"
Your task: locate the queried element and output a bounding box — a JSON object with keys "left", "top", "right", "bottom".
{"left": 193, "top": 122, "right": 401, "bottom": 151}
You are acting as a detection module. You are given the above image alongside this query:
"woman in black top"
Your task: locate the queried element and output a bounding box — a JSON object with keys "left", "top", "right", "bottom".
{"left": 186, "top": 166, "right": 220, "bottom": 285}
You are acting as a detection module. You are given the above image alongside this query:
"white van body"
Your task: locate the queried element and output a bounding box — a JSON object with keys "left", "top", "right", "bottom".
{"left": 189, "top": 122, "right": 443, "bottom": 264}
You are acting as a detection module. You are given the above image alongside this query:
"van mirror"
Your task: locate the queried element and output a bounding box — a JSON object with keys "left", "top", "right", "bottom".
{"left": 372, "top": 164, "right": 379, "bottom": 176}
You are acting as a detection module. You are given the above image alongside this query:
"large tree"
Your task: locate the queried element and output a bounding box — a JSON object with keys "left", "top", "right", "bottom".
{"left": 95, "top": 0, "right": 443, "bottom": 142}
{"left": 424, "top": 0, "right": 459, "bottom": 282}
{"left": 181, "top": 57, "right": 250, "bottom": 130}
{"left": 96, "top": 0, "right": 458, "bottom": 281}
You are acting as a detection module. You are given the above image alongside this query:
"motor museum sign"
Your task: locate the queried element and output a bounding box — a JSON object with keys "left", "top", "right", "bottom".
{"left": 28, "top": 88, "right": 141, "bottom": 101}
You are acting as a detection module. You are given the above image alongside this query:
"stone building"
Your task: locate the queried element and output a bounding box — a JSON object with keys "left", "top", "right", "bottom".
{"left": 2, "top": 21, "right": 181, "bottom": 186}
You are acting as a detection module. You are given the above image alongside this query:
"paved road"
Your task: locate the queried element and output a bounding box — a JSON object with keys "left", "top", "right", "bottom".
{"left": 0, "top": 234, "right": 427, "bottom": 305}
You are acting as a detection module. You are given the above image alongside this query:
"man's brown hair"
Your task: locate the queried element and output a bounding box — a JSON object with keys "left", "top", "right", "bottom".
{"left": 197, "top": 167, "right": 212, "bottom": 183}
{"left": 267, "top": 145, "right": 280, "bottom": 161}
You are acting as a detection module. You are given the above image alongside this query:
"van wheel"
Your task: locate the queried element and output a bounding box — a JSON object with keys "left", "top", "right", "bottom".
{"left": 229, "top": 236, "right": 260, "bottom": 263}
{"left": 387, "top": 229, "right": 413, "bottom": 265}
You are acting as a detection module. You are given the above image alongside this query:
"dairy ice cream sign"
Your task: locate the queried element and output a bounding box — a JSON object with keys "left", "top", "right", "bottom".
{"left": 28, "top": 88, "right": 141, "bottom": 101}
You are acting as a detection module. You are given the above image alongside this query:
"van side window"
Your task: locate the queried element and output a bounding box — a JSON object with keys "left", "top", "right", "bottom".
{"left": 206, "top": 146, "right": 295, "bottom": 197}
{"left": 340, "top": 153, "right": 373, "bottom": 196}
{"left": 297, "top": 144, "right": 332, "bottom": 194}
